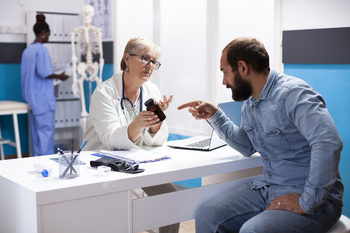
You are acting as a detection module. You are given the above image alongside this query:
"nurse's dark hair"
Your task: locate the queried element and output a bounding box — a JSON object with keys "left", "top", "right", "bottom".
{"left": 223, "top": 37, "right": 270, "bottom": 74}
{"left": 33, "top": 14, "right": 50, "bottom": 36}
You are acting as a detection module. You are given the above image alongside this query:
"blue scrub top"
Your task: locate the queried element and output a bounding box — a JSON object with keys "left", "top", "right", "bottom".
{"left": 21, "top": 42, "right": 55, "bottom": 115}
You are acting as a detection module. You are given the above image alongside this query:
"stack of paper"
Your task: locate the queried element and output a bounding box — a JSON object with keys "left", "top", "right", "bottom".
{"left": 99, "top": 148, "right": 171, "bottom": 163}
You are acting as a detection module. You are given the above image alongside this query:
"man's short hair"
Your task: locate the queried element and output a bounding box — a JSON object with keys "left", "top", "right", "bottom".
{"left": 224, "top": 37, "right": 270, "bottom": 73}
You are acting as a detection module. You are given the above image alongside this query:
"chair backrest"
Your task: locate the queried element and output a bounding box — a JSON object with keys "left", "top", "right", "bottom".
{"left": 218, "top": 101, "right": 242, "bottom": 126}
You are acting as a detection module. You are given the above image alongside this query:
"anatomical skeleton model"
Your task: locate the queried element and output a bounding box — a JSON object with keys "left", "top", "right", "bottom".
{"left": 71, "top": 5, "right": 104, "bottom": 132}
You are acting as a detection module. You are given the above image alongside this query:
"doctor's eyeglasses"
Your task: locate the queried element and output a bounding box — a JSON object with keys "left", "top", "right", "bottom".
{"left": 129, "top": 54, "right": 161, "bottom": 70}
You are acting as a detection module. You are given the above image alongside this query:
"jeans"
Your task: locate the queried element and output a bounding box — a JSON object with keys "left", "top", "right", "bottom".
{"left": 30, "top": 110, "right": 55, "bottom": 156}
{"left": 195, "top": 183, "right": 342, "bottom": 233}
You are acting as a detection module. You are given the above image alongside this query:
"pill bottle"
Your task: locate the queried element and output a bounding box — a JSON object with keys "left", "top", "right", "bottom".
{"left": 144, "top": 98, "right": 166, "bottom": 123}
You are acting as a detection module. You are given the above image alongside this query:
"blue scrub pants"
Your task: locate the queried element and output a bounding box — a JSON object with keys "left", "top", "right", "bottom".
{"left": 30, "top": 110, "right": 55, "bottom": 156}
{"left": 195, "top": 183, "right": 342, "bottom": 233}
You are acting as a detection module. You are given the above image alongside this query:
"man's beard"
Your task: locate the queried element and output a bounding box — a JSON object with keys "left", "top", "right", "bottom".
{"left": 227, "top": 71, "right": 253, "bottom": 101}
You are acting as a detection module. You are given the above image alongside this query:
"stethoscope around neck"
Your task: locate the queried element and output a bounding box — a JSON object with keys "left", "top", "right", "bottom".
{"left": 120, "top": 76, "right": 143, "bottom": 112}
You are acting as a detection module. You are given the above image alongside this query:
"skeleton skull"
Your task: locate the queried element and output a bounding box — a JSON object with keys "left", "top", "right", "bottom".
{"left": 81, "top": 5, "right": 95, "bottom": 25}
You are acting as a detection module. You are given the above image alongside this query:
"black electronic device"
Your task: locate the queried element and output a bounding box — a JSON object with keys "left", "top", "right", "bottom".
{"left": 90, "top": 157, "right": 144, "bottom": 174}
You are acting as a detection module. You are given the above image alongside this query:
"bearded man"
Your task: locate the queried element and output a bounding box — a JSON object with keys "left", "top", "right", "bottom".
{"left": 178, "top": 37, "right": 343, "bottom": 233}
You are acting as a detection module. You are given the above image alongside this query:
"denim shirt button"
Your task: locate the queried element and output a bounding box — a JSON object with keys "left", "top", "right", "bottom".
{"left": 265, "top": 157, "right": 268, "bottom": 161}
{"left": 261, "top": 142, "right": 264, "bottom": 145}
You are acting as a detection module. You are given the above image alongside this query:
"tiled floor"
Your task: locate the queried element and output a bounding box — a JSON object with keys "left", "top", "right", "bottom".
{"left": 179, "top": 220, "right": 196, "bottom": 232}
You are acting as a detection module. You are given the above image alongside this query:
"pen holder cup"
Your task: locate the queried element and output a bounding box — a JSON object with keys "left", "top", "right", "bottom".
{"left": 58, "top": 153, "right": 80, "bottom": 179}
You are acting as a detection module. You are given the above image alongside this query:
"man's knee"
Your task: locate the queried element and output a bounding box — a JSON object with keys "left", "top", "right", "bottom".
{"left": 239, "top": 221, "right": 258, "bottom": 233}
{"left": 195, "top": 201, "right": 209, "bottom": 222}
{"left": 195, "top": 199, "right": 221, "bottom": 230}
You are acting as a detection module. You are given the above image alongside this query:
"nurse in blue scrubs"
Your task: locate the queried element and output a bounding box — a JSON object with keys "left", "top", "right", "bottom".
{"left": 21, "top": 14, "right": 69, "bottom": 156}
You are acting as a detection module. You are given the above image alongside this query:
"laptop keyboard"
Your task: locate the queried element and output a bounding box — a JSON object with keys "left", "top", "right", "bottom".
{"left": 186, "top": 138, "right": 211, "bottom": 148}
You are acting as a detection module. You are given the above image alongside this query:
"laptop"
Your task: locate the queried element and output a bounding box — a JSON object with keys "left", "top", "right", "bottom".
{"left": 166, "top": 101, "right": 242, "bottom": 151}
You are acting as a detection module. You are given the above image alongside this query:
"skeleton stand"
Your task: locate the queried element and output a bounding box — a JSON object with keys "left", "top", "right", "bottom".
{"left": 71, "top": 24, "right": 104, "bottom": 133}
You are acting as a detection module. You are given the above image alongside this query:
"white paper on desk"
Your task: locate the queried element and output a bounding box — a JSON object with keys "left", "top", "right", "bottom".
{"left": 99, "top": 149, "right": 171, "bottom": 163}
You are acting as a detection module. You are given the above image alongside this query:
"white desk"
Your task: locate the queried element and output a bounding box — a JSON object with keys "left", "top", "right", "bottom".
{"left": 0, "top": 146, "right": 263, "bottom": 233}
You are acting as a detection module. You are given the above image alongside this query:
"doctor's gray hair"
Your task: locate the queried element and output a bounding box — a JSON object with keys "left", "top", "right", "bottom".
{"left": 120, "top": 37, "right": 161, "bottom": 71}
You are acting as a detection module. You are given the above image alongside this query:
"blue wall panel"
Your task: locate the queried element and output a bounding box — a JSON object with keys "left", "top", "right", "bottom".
{"left": 0, "top": 63, "right": 114, "bottom": 156}
{"left": 0, "top": 64, "right": 27, "bottom": 155}
{"left": 0, "top": 64, "right": 24, "bottom": 101}
{"left": 284, "top": 64, "right": 350, "bottom": 217}
{"left": 83, "top": 63, "right": 114, "bottom": 113}
{"left": 168, "top": 133, "right": 202, "bottom": 188}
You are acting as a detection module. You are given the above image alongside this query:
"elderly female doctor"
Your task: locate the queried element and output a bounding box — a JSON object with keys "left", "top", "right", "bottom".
{"left": 83, "top": 37, "right": 179, "bottom": 233}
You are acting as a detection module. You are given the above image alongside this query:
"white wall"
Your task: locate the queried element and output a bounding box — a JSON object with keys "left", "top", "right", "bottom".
{"left": 282, "top": 0, "right": 350, "bottom": 30}
{"left": 1, "top": 0, "right": 280, "bottom": 137}
{"left": 114, "top": 0, "right": 279, "bottom": 136}
{"left": 114, "top": 0, "right": 153, "bottom": 72}
{"left": 159, "top": 0, "right": 209, "bottom": 136}
{"left": 217, "top": 0, "right": 277, "bottom": 104}
{"left": 0, "top": 0, "right": 85, "bottom": 43}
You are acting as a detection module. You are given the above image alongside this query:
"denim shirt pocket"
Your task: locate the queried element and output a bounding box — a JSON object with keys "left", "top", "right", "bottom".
{"left": 263, "top": 130, "right": 291, "bottom": 155}
{"left": 243, "top": 126, "right": 254, "bottom": 142}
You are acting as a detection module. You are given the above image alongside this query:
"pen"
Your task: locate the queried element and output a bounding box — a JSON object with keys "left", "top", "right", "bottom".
{"left": 61, "top": 141, "right": 87, "bottom": 178}
{"left": 61, "top": 153, "right": 79, "bottom": 178}
{"left": 77, "top": 140, "right": 87, "bottom": 154}
{"left": 57, "top": 147, "right": 77, "bottom": 174}
{"left": 57, "top": 147, "right": 64, "bottom": 154}
{"left": 70, "top": 139, "right": 74, "bottom": 175}
{"left": 71, "top": 139, "right": 74, "bottom": 154}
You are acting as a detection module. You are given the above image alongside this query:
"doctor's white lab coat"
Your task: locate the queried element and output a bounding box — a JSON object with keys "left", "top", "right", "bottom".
{"left": 83, "top": 72, "right": 169, "bottom": 151}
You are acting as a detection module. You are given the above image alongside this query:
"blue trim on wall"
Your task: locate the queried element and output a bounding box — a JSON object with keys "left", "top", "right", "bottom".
{"left": 0, "top": 64, "right": 25, "bottom": 101}
{"left": 167, "top": 133, "right": 191, "bottom": 141}
{"left": 284, "top": 64, "right": 350, "bottom": 218}
{"left": 0, "top": 63, "right": 114, "bottom": 156}
{"left": 0, "top": 114, "right": 29, "bottom": 155}
{"left": 174, "top": 178, "right": 202, "bottom": 188}
{"left": 82, "top": 64, "right": 114, "bottom": 113}
{"left": 0, "top": 64, "right": 28, "bottom": 155}
{"left": 167, "top": 133, "right": 202, "bottom": 188}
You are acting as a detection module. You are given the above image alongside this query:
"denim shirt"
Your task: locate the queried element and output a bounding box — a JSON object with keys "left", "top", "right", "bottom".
{"left": 207, "top": 69, "right": 343, "bottom": 214}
